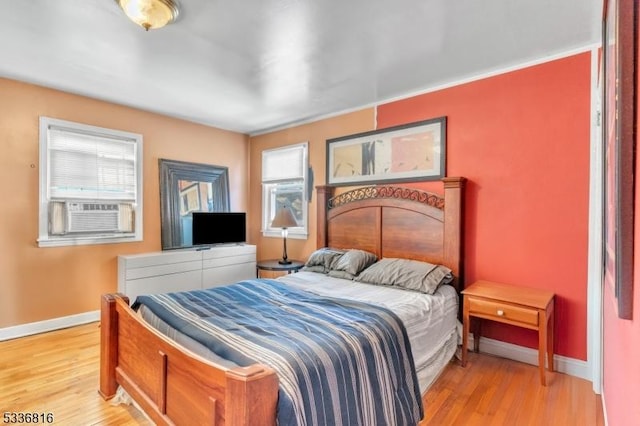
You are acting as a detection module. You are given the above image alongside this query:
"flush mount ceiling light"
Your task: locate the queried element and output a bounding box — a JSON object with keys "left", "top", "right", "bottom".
{"left": 115, "top": 0, "right": 180, "bottom": 31}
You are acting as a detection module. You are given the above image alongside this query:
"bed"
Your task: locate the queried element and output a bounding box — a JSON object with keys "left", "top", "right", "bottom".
{"left": 99, "top": 176, "right": 465, "bottom": 425}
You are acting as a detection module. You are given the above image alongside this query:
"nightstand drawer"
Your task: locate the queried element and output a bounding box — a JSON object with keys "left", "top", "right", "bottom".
{"left": 468, "top": 298, "right": 539, "bottom": 326}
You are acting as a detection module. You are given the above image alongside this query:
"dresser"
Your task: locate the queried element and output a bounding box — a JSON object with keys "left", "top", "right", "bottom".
{"left": 117, "top": 244, "right": 256, "bottom": 303}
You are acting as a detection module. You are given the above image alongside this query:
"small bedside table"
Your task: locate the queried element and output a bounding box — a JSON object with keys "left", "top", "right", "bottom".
{"left": 461, "top": 280, "right": 555, "bottom": 385}
{"left": 256, "top": 259, "right": 305, "bottom": 277}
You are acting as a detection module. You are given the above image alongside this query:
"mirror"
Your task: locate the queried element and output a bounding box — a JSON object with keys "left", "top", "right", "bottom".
{"left": 159, "top": 159, "right": 230, "bottom": 250}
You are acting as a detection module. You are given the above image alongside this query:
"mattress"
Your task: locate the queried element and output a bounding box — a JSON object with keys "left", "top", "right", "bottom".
{"left": 138, "top": 271, "right": 460, "bottom": 393}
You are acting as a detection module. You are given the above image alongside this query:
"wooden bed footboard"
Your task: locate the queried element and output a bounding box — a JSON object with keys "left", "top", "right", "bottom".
{"left": 99, "top": 293, "right": 278, "bottom": 426}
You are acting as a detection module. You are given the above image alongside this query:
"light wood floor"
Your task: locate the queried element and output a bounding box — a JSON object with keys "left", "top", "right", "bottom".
{"left": 422, "top": 350, "right": 604, "bottom": 426}
{"left": 1, "top": 322, "right": 603, "bottom": 425}
{"left": 0, "top": 322, "right": 149, "bottom": 425}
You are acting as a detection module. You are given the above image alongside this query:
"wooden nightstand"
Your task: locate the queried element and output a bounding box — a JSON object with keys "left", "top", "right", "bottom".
{"left": 256, "top": 259, "right": 304, "bottom": 277}
{"left": 461, "top": 280, "right": 555, "bottom": 385}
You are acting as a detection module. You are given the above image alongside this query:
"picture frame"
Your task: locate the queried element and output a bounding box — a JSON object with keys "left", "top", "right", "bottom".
{"left": 602, "top": 0, "right": 636, "bottom": 319}
{"left": 326, "top": 117, "right": 446, "bottom": 186}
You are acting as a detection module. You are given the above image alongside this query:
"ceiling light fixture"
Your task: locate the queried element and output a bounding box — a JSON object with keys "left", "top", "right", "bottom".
{"left": 115, "top": 0, "right": 180, "bottom": 31}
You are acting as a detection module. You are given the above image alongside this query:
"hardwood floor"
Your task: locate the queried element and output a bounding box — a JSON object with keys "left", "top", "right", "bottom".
{"left": 422, "top": 351, "right": 605, "bottom": 426}
{"left": 1, "top": 322, "right": 603, "bottom": 425}
{"left": 0, "top": 322, "right": 150, "bottom": 426}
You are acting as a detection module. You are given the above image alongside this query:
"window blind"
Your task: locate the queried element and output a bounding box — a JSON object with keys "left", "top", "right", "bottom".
{"left": 262, "top": 144, "right": 306, "bottom": 183}
{"left": 48, "top": 127, "right": 137, "bottom": 200}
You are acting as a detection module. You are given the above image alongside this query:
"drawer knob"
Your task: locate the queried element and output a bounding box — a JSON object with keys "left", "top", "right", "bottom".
{"left": 497, "top": 310, "right": 505, "bottom": 316}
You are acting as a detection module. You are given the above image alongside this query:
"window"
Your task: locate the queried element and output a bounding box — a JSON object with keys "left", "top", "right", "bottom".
{"left": 38, "top": 117, "right": 143, "bottom": 247}
{"left": 262, "top": 142, "right": 309, "bottom": 238}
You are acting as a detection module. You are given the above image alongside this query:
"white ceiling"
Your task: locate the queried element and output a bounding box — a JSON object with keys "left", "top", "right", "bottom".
{"left": 0, "top": 0, "right": 601, "bottom": 135}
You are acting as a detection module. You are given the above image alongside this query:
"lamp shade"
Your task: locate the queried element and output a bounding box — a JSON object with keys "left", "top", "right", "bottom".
{"left": 116, "top": 0, "right": 180, "bottom": 31}
{"left": 271, "top": 207, "right": 297, "bottom": 229}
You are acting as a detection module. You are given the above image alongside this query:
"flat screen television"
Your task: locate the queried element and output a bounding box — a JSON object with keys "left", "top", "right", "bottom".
{"left": 192, "top": 212, "right": 246, "bottom": 246}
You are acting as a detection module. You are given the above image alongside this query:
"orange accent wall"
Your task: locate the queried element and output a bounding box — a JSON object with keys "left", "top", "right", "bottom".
{"left": 377, "top": 53, "right": 591, "bottom": 360}
{"left": 0, "top": 78, "right": 249, "bottom": 329}
{"left": 601, "top": 26, "right": 640, "bottom": 425}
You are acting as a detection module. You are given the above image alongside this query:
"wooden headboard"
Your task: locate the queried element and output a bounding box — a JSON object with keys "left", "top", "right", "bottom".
{"left": 316, "top": 177, "right": 465, "bottom": 291}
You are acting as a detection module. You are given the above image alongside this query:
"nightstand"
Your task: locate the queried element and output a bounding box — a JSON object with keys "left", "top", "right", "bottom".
{"left": 461, "top": 280, "right": 555, "bottom": 385}
{"left": 256, "top": 259, "right": 305, "bottom": 277}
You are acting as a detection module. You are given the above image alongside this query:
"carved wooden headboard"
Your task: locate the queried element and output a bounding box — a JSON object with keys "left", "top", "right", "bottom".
{"left": 316, "top": 177, "right": 465, "bottom": 291}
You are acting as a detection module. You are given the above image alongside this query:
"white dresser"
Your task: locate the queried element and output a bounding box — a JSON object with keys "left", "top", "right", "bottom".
{"left": 117, "top": 244, "right": 256, "bottom": 303}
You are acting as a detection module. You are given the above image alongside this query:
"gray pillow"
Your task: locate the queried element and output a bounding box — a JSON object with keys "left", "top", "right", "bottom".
{"left": 302, "top": 248, "right": 345, "bottom": 273}
{"left": 330, "top": 249, "right": 377, "bottom": 276}
{"left": 301, "top": 265, "right": 327, "bottom": 273}
{"left": 327, "top": 270, "right": 356, "bottom": 280}
{"left": 355, "top": 258, "right": 453, "bottom": 295}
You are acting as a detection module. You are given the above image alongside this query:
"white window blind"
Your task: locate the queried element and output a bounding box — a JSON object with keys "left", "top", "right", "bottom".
{"left": 48, "top": 128, "right": 137, "bottom": 200}
{"left": 262, "top": 144, "right": 306, "bottom": 182}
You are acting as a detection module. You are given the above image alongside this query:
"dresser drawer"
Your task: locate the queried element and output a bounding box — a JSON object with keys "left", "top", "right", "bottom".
{"left": 467, "top": 297, "right": 539, "bottom": 326}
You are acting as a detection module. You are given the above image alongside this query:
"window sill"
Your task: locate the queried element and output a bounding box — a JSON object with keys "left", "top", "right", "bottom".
{"left": 261, "top": 230, "right": 308, "bottom": 240}
{"left": 38, "top": 234, "right": 141, "bottom": 248}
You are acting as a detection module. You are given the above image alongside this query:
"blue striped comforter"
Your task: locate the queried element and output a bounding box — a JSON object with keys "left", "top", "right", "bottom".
{"left": 134, "top": 279, "right": 423, "bottom": 426}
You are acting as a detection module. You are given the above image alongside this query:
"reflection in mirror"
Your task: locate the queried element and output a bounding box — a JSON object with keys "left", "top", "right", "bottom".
{"left": 159, "top": 159, "right": 230, "bottom": 250}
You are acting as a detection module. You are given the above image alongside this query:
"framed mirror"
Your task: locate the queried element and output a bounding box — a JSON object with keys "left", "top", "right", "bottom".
{"left": 159, "top": 159, "right": 230, "bottom": 250}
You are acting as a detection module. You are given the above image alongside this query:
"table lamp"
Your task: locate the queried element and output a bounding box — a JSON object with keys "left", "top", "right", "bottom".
{"left": 270, "top": 207, "right": 297, "bottom": 264}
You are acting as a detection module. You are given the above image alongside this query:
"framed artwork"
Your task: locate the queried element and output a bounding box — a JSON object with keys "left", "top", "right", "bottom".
{"left": 603, "top": 0, "right": 636, "bottom": 319}
{"left": 326, "top": 117, "right": 446, "bottom": 186}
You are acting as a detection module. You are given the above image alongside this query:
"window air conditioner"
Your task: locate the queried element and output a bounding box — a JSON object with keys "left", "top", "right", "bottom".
{"left": 49, "top": 201, "right": 134, "bottom": 235}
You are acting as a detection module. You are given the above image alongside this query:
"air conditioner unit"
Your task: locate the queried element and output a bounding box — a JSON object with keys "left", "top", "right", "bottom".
{"left": 49, "top": 201, "right": 134, "bottom": 235}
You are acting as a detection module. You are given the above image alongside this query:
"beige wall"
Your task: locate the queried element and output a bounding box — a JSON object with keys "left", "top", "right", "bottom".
{"left": 248, "top": 109, "right": 375, "bottom": 262}
{"left": 0, "top": 78, "right": 249, "bottom": 328}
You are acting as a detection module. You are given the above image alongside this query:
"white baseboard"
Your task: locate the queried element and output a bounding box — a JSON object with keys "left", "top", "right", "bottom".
{"left": 469, "top": 334, "right": 590, "bottom": 381}
{"left": 0, "top": 310, "right": 100, "bottom": 341}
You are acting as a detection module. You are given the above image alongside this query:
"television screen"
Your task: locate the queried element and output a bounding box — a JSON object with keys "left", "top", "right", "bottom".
{"left": 192, "top": 212, "right": 246, "bottom": 246}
